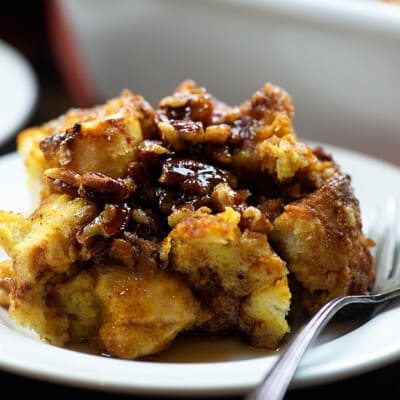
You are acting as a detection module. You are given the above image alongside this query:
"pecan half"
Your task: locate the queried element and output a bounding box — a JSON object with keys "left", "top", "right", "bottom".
{"left": 44, "top": 168, "right": 81, "bottom": 196}
{"left": 78, "top": 172, "right": 130, "bottom": 203}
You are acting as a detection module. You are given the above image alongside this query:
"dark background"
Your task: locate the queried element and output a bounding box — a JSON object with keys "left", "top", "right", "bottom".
{"left": 1, "top": 2, "right": 400, "bottom": 399}
{"left": 0, "top": 1, "right": 73, "bottom": 156}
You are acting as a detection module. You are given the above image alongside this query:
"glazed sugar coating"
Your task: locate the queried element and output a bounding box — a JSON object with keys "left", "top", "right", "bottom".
{"left": 0, "top": 80, "right": 374, "bottom": 359}
{"left": 271, "top": 173, "right": 375, "bottom": 314}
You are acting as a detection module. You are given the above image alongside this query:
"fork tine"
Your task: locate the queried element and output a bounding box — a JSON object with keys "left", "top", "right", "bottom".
{"left": 374, "top": 198, "right": 400, "bottom": 292}
{"left": 364, "top": 207, "right": 379, "bottom": 259}
{"left": 391, "top": 199, "right": 400, "bottom": 282}
{"left": 364, "top": 208, "right": 376, "bottom": 237}
{"left": 393, "top": 240, "right": 400, "bottom": 282}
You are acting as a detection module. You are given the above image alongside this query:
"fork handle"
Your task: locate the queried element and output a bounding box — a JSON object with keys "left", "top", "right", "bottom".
{"left": 246, "top": 295, "right": 358, "bottom": 400}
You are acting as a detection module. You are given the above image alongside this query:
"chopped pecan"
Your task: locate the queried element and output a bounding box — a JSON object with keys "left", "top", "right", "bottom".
{"left": 78, "top": 172, "right": 130, "bottom": 203}
{"left": 211, "top": 183, "right": 247, "bottom": 213}
{"left": 240, "top": 206, "right": 272, "bottom": 234}
{"left": 138, "top": 140, "right": 171, "bottom": 170}
{"left": 131, "top": 207, "right": 168, "bottom": 238}
{"left": 76, "top": 203, "right": 131, "bottom": 260}
{"left": 170, "top": 120, "right": 204, "bottom": 141}
{"left": 212, "top": 104, "right": 240, "bottom": 125}
{"left": 186, "top": 92, "right": 214, "bottom": 124}
{"left": 204, "top": 124, "right": 231, "bottom": 144}
{"left": 44, "top": 168, "right": 81, "bottom": 196}
{"left": 103, "top": 203, "right": 131, "bottom": 236}
{"left": 167, "top": 204, "right": 196, "bottom": 228}
{"left": 108, "top": 238, "right": 137, "bottom": 268}
{"left": 244, "top": 83, "right": 294, "bottom": 121}
{"left": 157, "top": 81, "right": 214, "bottom": 125}
{"left": 158, "top": 95, "right": 189, "bottom": 108}
{"left": 158, "top": 120, "right": 205, "bottom": 149}
{"left": 77, "top": 203, "right": 131, "bottom": 241}
{"left": 256, "top": 198, "right": 284, "bottom": 222}
{"left": 123, "top": 231, "right": 160, "bottom": 273}
{"left": 204, "top": 144, "right": 232, "bottom": 165}
{"left": 138, "top": 140, "right": 171, "bottom": 158}
{"left": 157, "top": 122, "right": 184, "bottom": 151}
{"left": 159, "top": 120, "right": 232, "bottom": 148}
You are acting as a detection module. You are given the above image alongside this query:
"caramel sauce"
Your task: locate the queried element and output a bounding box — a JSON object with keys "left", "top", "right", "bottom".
{"left": 0, "top": 278, "right": 12, "bottom": 294}
{"left": 64, "top": 308, "right": 369, "bottom": 363}
{"left": 160, "top": 158, "right": 234, "bottom": 195}
{"left": 68, "top": 334, "right": 277, "bottom": 363}
{"left": 148, "top": 334, "right": 277, "bottom": 363}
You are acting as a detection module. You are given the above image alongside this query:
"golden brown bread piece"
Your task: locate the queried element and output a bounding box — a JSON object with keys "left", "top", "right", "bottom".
{"left": 161, "top": 207, "right": 291, "bottom": 348}
{"left": 54, "top": 265, "right": 202, "bottom": 360}
{"left": 0, "top": 260, "right": 13, "bottom": 308}
{"left": 94, "top": 266, "right": 202, "bottom": 359}
{"left": 0, "top": 194, "right": 98, "bottom": 344}
{"left": 271, "top": 172, "right": 375, "bottom": 314}
{"left": 0, "top": 194, "right": 203, "bottom": 358}
{"left": 18, "top": 90, "right": 155, "bottom": 206}
{"left": 0, "top": 80, "right": 374, "bottom": 359}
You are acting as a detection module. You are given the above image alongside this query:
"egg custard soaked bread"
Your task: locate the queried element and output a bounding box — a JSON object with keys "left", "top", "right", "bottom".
{"left": 0, "top": 81, "right": 375, "bottom": 359}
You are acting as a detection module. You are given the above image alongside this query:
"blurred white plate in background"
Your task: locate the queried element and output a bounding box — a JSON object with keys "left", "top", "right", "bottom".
{"left": 0, "top": 39, "right": 38, "bottom": 147}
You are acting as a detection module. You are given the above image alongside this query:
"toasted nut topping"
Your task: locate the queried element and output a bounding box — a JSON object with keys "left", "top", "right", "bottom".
{"left": 170, "top": 120, "right": 205, "bottom": 143}
{"left": 78, "top": 172, "right": 130, "bottom": 203}
{"left": 77, "top": 204, "right": 131, "bottom": 241}
{"left": 138, "top": 140, "right": 171, "bottom": 157}
{"left": 159, "top": 95, "right": 189, "bottom": 108}
{"left": 240, "top": 206, "right": 272, "bottom": 234}
{"left": 211, "top": 183, "right": 247, "bottom": 213}
{"left": 108, "top": 238, "right": 137, "bottom": 268}
{"left": 76, "top": 204, "right": 131, "bottom": 259}
{"left": 158, "top": 122, "right": 184, "bottom": 151}
{"left": 204, "top": 124, "right": 231, "bottom": 143}
{"left": 138, "top": 140, "right": 171, "bottom": 169}
{"left": 44, "top": 168, "right": 81, "bottom": 196}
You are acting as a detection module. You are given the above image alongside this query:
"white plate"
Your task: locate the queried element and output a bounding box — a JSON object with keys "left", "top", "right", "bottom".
{"left": 0, "top": 40, "right": 38, "bottom": 147}
{"left": 1, "top": 146, "right": 400, "bottom": 397}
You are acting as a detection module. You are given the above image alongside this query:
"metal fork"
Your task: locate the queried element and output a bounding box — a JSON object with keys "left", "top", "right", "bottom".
{"left": 246, "top": 198, "right": 400, "bottom": 400}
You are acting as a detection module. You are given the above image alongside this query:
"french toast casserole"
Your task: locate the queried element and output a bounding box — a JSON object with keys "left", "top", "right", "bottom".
{"left": 0, "top": 81, "right": 375, "bottom": 359}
